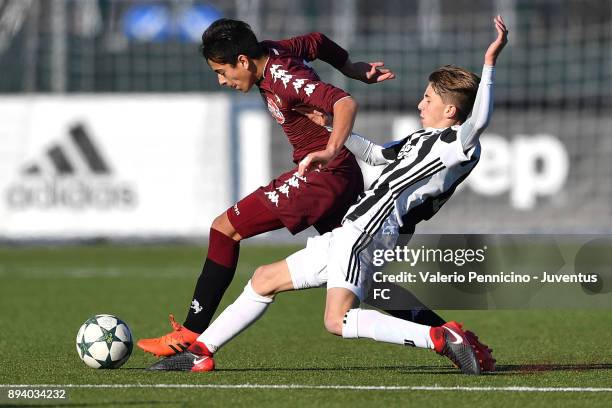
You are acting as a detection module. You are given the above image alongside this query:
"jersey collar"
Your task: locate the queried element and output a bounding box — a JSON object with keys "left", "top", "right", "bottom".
{"left": 260, "top": 47, "right": 277, "bottom": 81}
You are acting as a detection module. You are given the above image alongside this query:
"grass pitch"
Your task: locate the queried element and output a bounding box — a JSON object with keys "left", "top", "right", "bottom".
{"left": 0, "top": 245, "right": 611, "bottom": 407}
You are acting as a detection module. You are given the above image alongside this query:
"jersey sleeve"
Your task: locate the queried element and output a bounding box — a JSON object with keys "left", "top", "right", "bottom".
{"left": 458, "top": 65, "right": 495, "bottom": 151}
{"left": 344, "top": 132, "right": 392, "bottom": 166}
{"left": 265, "top": 33, "right": 349, "bottom": 69}
{"left": 274, "top": 74, "right": 351, "bottom": 114}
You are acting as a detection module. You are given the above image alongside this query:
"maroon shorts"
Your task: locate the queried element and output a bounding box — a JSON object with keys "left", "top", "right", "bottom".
{"left": 226, "top": 193, "right": 284, "bottom": 239}
{"left": 227, "top": 152, "right": 363, "bottom": 238}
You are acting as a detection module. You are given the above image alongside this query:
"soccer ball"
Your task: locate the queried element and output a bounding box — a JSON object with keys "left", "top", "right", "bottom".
{"left": 76, "top": 314, "right": 133, "bottom": 369}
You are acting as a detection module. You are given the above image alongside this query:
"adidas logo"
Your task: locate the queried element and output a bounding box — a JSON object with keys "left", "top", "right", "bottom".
{"left": 4, "top": 123, "right": 137, "bottom": 210}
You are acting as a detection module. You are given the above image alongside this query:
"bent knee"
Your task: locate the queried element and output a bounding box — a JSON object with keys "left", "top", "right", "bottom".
{"left": 211, "top": 212, "right": 241, "bottom": 241}
{"left": 253, "top": 265, "right": 275, "bottom": 283}
{"left": 251, "top": 265, "right": 276, "bottom": 297}
{"left": 211, "top": 213, "right": 226, "bottom": 230}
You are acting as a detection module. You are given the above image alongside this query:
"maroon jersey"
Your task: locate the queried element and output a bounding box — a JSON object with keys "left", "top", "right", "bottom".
{"left": 258, "top": 33, "right": 352, "bottom": 164}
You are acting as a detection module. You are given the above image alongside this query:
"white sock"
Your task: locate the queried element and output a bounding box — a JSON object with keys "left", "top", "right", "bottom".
{"left": 197, "top": 280, "right": 273, "bottom": 353}
{"left": 342, "top": 309, "right": 434, "bottom": 349}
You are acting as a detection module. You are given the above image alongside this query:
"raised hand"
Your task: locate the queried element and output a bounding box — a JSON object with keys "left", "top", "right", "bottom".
{"left": 484, "top": 15, "right": 509, "bottom": 66}
{"left": 342, "top": 60, "right": 396, "bottom": 84}
{"left": 362, "top": 61, "right": 396, "bottom": 83}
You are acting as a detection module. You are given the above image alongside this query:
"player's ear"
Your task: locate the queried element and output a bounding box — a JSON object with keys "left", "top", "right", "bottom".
{"left": 444, "top": 104, "right": 458, "bottom": 120}
{"left": 236, "top": 54, "right": 250, "bottom": 70}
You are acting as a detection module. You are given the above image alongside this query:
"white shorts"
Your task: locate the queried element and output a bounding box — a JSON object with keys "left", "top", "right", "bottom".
{"left": 286, "top": 221, "right": 397, "bottom": 300}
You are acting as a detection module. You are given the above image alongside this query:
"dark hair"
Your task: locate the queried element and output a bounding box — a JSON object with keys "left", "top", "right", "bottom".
{"left": 200, "top": 18, "right": 265, "bottom": 65}
{"left": 428, "top": 65, "right": 480, "bottom": 122}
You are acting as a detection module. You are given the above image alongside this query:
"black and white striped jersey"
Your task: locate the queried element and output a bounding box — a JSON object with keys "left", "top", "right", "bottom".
{"left": 343, "top": 126, "right": 480, "bottom": 235}
{"left": 342, "top": 65, "right": 495, "bottom": 236}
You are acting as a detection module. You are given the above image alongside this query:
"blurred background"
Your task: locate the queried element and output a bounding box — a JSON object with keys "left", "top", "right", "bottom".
{"left": 0, "top": 0, "right": 610, "bottom": 242}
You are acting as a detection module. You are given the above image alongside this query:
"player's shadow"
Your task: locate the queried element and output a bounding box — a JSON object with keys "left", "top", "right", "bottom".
{"left": 141, "top": 363, "right": 612, "bottom": 375}
{"left": 137, "top": 363, "right": 612, "bottom": 376}
{"left": 211, "top": 364, "right": 463, "bottom": 375}
{"left": 495, "top": 363, "right": 612, "bottom": 375}
{"left": 137, "top": 364, "right": 462, "bottom": 375}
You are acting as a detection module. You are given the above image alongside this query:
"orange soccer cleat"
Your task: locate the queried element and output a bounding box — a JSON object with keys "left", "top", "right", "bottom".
{"left": 137, "top": 314, "right": 199, "bottom": 357}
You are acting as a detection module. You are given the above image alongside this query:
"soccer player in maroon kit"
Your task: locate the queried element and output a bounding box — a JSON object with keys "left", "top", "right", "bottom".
{"left": 137, "top": 18, "right": 395, "bottom": 356}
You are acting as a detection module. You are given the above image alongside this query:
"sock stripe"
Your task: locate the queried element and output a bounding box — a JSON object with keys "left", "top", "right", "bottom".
{"left": 404, "top": 339, "right": 416, "bottom": 347}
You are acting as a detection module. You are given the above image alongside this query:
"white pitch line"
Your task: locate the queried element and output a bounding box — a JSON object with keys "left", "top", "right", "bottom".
{"left": 1, "top": 384, "right": 612, "bottom": 393}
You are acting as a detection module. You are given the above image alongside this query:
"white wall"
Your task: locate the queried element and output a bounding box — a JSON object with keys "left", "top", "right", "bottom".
{"left": 0, "top": 94, "right": 232, "bottom": 239}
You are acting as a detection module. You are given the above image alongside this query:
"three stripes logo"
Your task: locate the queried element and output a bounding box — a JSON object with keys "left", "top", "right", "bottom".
{"left": 168, "top": 343, "right": 190, "bottom": 355}
{"left": 5, "top": 123, "right": 137, "bottom": 210}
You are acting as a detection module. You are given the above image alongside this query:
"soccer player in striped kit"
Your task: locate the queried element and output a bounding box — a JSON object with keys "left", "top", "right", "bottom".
{"left": 148, "top": 16, "right": 508, "bottom": 375}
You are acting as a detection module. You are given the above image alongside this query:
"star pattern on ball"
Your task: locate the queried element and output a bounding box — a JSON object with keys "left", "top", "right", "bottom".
{"left": 77, "top": 328, "right": 95, "bottom": 358}
{"left": 98, "top": 326, "right": 122, "bottom": 347}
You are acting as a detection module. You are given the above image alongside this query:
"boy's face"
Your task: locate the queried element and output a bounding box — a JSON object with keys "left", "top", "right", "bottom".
{"left": 208, "top": 56, "right": 255, "bottom": 93}
{"left": 417, "top": 83, "right": 454, "bottom": 128}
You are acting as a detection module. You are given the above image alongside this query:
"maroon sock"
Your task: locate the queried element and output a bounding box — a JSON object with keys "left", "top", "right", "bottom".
{"left": 206, "top": 228, "right": 240, "bottom": 268}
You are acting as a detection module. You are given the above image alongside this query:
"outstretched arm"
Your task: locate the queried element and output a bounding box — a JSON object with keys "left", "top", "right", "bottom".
{"left": 269, "top": 33, "right": 395, "bottom": 84}
{"left": 459, "top": 15, "right": 508, "bottom": 151}
{"left": 266, "top": 33, "right": 348, "bottom": 68}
